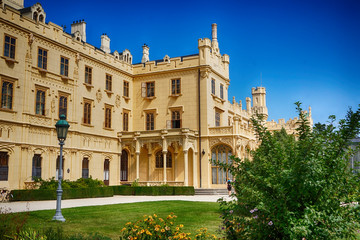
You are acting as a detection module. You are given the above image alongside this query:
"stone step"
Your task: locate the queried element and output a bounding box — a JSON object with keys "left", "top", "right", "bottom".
{"left": 195, "top": 188, "right": 228, "bottom": 195}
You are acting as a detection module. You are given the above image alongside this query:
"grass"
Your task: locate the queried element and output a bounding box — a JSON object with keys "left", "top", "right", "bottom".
{"left": 22, "top": 201, "right": 222, "bottom": 239}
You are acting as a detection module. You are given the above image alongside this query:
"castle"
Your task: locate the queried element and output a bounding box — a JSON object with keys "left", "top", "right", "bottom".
{"left": 0, "top": 0, "right": 312, "bottom": 189}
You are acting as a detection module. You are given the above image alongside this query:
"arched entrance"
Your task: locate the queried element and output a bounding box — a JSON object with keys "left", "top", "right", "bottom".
{"left": 211, "top": 144, "right": 233, "bottom": 184}
{"left": 121, "top": 150, "right": 128, "bottom": 181}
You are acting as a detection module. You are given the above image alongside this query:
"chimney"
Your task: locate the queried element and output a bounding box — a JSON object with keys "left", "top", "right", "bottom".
{"left": 71, "top": 20, "right": 86, "bottom": 42}
{"left": 100, "top": 34, "right": 110, "bottom": 54}
{"left": 141, "top": 44, "right": 150, "bottom": 63}
{"left": 211, "top": 23, "right": 219, "bottom": 52}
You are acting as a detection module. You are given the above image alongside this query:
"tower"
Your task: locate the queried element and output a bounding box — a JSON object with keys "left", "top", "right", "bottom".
{"left": 251, "top": 87, "right": 268, "bottom": 120}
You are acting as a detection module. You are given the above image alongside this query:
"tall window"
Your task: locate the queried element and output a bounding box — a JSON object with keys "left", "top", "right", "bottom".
{"left": 104, "top": 105, "right": 112, "bottom": 129}
{"left": 82, "top": 157, "right": 89, "bottom": 179}
{"left": 3, "top": 35, "right": 16, "bottom": 59}
{"left": 32, "top": 154, "right": 41, "bottom": 180}
{"left": 60, "top": 57, "right": 69, "bottom": 77}
{"left": 59, "top": 95, "right": 67, "bottom": 117}
{"left": 220, "top": 84, "right": 224, "bottom": 99}
{"left": 1, "top": 80, "right": 13, "bottom": 110}
{"left": 35, "top": 89, "right": 46, "bottom": 115}
{"left": 105, "top": 74, "right": 112, "bottom": 91}
{"left": 56, "top": 156, "right": 64, "bottom": 180}
{"left": 83, "top": 99, "right": 91, "bottom": 124}
{"left": 123, "top": 112, "right": 129, "bottom": 131}
{"left": 211, "top": 145, "right": 232, "bottom": 184}
{"left": 85, "top": 66, "right": 92, "bottom": 84}
{"left": 171, "top": 110, "right": 181, "bottom": 128}
{"left": 146, "top": 82, "right": 155, "bottom": 97}
{"left": 211, "top": 79, "right": 215, "bottom": 95}
{"left": 123, "top": 81, "right": 129, "bottom": 98}
{"left": 104, "top": 159, "right": 110, "bottom": 186}
{"left": 155, "top": 151, "right": 172, "bottom": 168}
{"left": 215, "top": 110, "right": 221, "bottom": 127}
{"left": 0, "top": 151, "right": 9, "bottom": 181}
{"left": 121, "top": 150, "right": 128, "bottom": 181}
{"left": 37, "top": 48, "right": 47, "bottom": 70}
{"left": 171, "top": 79, "right": 181, "bottom": 95}
{"left": 146, "top": 112, "right": 154, "bottom": 130}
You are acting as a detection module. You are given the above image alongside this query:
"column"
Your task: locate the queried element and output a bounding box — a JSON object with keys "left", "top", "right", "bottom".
{"left": 184, "top": 150, "right": 188, "bottom": 186}
{"left": 193, "top": 151, "right": 198, "bottom": 188}
{"left": 118, "top": 152, "right": 122, "bottom": 184}
{"left": 136, "top": 152, "right": 140, "bottom": 180}
{"left": 163, "top": 151, "right": 167, "bottom": 183}
{"left": 148, "top": 153, "right": 152, "bottom": 182}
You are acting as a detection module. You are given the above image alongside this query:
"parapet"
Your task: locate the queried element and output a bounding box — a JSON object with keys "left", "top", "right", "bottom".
{"left": 198, "top": 38, "right": 212, "bottom": 48}
{"left": 252, "top": 87, "right": 266, "bottom": 94}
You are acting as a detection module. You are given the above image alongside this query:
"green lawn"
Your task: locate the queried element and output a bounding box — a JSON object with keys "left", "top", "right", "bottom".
{"left": 23, "top": 201, "right": 222, "bottom": 239}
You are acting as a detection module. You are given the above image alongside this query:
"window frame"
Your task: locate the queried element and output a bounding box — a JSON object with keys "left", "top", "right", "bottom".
{"left": 37, "top": 47, "right": 48, "bottom": 70}
{"left": 123, "top": 81, "right": 129, "bottom": 98}
{"left": 35, "top": 87, "right": 46, "bottom": 116}
{"left": 32, "top": 154, "right": 42, "bottom": 180}
{"left": 155, "top": 151, "right": 172, "bottom": 169}
{"left": 215, "top": 110, "right": 221, "bottom": 127}
{"left": 211, "top": 79, "right": 215, "bottom": 95}
{"left": 82, "top": 157, "right": 89, "bottom": 179}
{"left": 146, "top": 112, "right": 155, "bottom": 130}
{"left": 211, "top": 145, "right": 232, "bottom": 184}
{"left": 104, "top": 104, "right": 112, "bottom": 129}
{"left": 3, "top": 34, "right": 16, "bottom": 59}
{"left": 0, "top": 151, "right": 9, "bottom": 181}
{"left": 83, "top": 98, "right": 92, "bottom": 125}
{"left": 220, "top": 84, "right": 224, "bottom": 99}
{"left": 58, "top": 92, "right": 68, "bottom": 118}
{"left": 146, "top": 82, "right": 155, "bottom": 98}
{"left": 1, "top": 79, "right": 14, "bottom": 110}
{"left": 105, "top": 74, "right": 112, "bottom": 92}
{"left": 123, "top": 111, "right": 129, "bottom": 131}
{"left": 85, "top": 66, "right": 92, "bottom": 85}
{"left": 60, "top": 56, "right": 69, "bottom": 77}
{"left": 171, "top": 110, "right": 181, "bottom": 129}
{"left": 171, "top": 79, "right": 181, "bottom": 95}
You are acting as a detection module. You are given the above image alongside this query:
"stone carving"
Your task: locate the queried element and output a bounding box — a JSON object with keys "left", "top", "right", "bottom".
{"left": 209, "top": 127, "right": 232, "bottom": 135}
{"left": 28, "top": 33, "right": 34, "bottom": 46}
{"left": 75, "top": 52, "right": 81, "bottom": 65}
{"left": 96, "top": 89, "right": 102, "bottom": 103}
{"left": 29, "top": 115, "right": 51, "bottom": 126}
{"left": 51, "top": 98, "right": 55, "bottom": 113}
{"left": 209, "top": 137, "right": 233, "bottom": 149}
{"left": 200, "top": 69, "right": 209, "bottom": 79}
{"left": 115, "top": 95, "right": 121, "bottom": 108}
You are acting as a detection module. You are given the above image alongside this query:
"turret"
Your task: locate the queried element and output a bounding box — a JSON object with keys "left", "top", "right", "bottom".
{"left": 251, "top": 87, "right": 268, "bottom": 119}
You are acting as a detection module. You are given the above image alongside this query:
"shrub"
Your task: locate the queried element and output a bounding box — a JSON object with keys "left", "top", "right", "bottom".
{"left": 215, "top": 103, "right": 360, "bottom": 239}
{"left": 35, "top": 177, "right": 105, "bottom": 190}
{"left": 0, "top": 207, "right": 29, "bottom": 240}
{"left": 15, "top": 228, "right": 47, "bottom": 240}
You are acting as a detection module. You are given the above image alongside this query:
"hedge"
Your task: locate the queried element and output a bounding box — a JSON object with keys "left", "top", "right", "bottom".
{"left": 11, "top": 187, "right": 113, "bottom": 201}
{"left": 11, "top": 186, "right": 194, "bottom": 201}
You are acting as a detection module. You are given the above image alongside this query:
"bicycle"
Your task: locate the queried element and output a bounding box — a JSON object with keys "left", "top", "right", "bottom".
{"left": 0, "top": 188, "right": 12, "bottom": 202}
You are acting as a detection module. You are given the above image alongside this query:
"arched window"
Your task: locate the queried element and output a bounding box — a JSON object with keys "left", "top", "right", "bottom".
{"left": 82, "top": 157, "right": 89, "bottom": 179}
{"left": 211, "top": 145, "right": 232, "bottom": 184}
{"left": 155, "top": 151, "right": 172, "bottom": 168}
{"left": 32, "top": 154, "right": 42, "bottom": 180}
{"left": 104, "top": 159, "right": 110, "bottom": 185}
{"left": 33, "top": 12, "right": 38, "bottom": 21}
{"left": 56, "top": 156, "right": 65, "bottom": 180}
{"left": 0, "top": 151, "right": 9, "bottom": 181}
{"left": 39, "top": 14, "right": 44, "bottom": 23}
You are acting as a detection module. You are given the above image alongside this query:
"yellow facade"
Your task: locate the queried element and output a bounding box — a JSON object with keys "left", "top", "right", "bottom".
{"left": 0, "top": 1, "right": 311, "bottom": 190}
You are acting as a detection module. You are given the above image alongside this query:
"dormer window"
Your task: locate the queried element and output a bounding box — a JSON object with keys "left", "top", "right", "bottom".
{"left": 33, "top": 12, "right": 38, "bottom": 21}
{"left": 39, "top": 14, "right": 44, "bottom": 23}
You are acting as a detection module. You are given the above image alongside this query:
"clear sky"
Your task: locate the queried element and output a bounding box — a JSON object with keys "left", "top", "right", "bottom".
{"left": 25, "top": 0, "right": 360, "bottom": 125}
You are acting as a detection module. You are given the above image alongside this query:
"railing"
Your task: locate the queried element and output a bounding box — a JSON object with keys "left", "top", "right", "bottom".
{"left": 209, "top": 126, "right": 233, "bottom": 135}
{"left": 138, "top": 181, "right": 184, "bottom": 186}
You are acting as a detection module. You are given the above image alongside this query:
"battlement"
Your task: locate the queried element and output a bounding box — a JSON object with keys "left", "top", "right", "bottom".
{"left": 252, "top": 87, "right": 266, "bottom": 94}
{"left": 198, "top": 38, "right": 212, "bottom": 48}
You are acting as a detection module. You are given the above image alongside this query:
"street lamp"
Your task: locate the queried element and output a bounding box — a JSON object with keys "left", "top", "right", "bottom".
{"left": 52, "top": 114, "right": 70, "bottom": 222}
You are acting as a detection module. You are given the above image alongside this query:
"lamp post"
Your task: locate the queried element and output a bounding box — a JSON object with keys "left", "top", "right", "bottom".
{"left": 52, "top": 114, "right": 69, "bottom": 222}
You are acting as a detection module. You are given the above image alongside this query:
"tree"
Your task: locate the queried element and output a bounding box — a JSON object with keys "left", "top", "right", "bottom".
{"left": 217, "top": 103, "right": 360, "bottom": 239}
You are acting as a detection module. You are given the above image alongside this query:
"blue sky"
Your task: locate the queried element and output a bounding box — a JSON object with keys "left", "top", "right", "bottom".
{"left": 26, "top": 0, "right": 360, "bottom": 124}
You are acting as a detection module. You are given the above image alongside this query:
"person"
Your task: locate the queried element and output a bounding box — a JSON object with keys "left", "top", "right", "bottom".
{"left": 227, "top": 179, "right": 232, "bottom": 196}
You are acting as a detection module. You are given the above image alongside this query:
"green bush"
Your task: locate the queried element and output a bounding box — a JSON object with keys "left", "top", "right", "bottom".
{"left": 35, "top": 177, "right": 105, "bottom": 190}
{"left": 112, "top": 186, "right": 194, "bottom": 196}
{"left": 215, "top": 103, "right": 360, "bottom": 239}
{"left": 112, "top": 185, "right": 134, "bottom": 195}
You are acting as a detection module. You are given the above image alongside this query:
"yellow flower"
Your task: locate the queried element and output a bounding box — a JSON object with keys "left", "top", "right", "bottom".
{"left": 153, "top": 213, "right": 157, "bottom": 217}
{"left": 140, "top": 229, "right": 145, "bottom": 233}
{"left": 179, "top": 224, "right": 184, "bottom": 228}
{"left": 161, "top": 229, "right": 165, "bottom": 232}
{"left": 176, "top": 227, "right": 179, "bottom": 231}
{"left": 126, "top": 222, "right": 132, "bottom": 225}
{"left": 146, "top": 230, "right": 152, "bottom": 235}
{"left": 159, "top": 218, "right": 164, "bottom": 222}
{"left": 170, "top": 222, "right": 173, "bottom": 225}
{"left": 165, "top": 226, "right": 170, "bottom": 230}
{"left": 155, "top": 227, "right": 159, "bottom": 231}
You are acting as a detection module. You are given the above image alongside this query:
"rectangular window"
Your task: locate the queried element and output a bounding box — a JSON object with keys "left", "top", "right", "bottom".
{"left": 3, "top": 34, "right": 16, "bottom": 59}
{"left": 60, "top": 56, "right": 69, "bottom": 77}
{"left": 171, "top": 79, "right": 181, "bottom": 95}
{"left": 123, "top": 81, "right": 129, "bottom": 98}
{"left": 106, "top": 74, "right": 112, "bottom": 91}
{"left": 37, "top": 48, "right": 47, "bottom": 70}
{"left": 35, "top": 88, "right": 46, "bottom": 115}
{"left": 82, "top": 157, "right": 89, "bottom": 179}
{"left": 123, "top": 112, "right": 129, "bottom": 131}
{"left": 146, "top": 82, "right": 155, "bottom": 97}
{"left": 85, "top": 66, "right": 92, "bottom": 85}
{"left": 32, "top": 154, "right": 41, "bottom": 180}
{"left": 0, "top": 151, "right": 9, "bottom": 181}
{"left": 1, "top": 80, "right": 13, "bottom": 110}
{"left": 59, "top": 94, "right": 68, "bottom": 117}
{"left": 146, "top": 112, "right": 155, "bottom": 130}
{"left": 171, "top": 110, "right": 181, "bottom": 128}
{"left": 104, "top": 105, "right": 112, "bottom": 129}
{"left": 215, "top": 111, "right": 221, "bottom": 127}
{"left": 211, "top": 79, "right": 215, "bottom": 95}
{"left": 220, "top": 84, "right": 224, "bottom": 99}
{"left": 83, "top": 99, "right": 92, "bottom": 124}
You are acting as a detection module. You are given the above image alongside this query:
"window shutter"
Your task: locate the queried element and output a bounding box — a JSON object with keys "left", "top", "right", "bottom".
{"left": 141, "top": 82, "right": 146, "bottom": 97}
